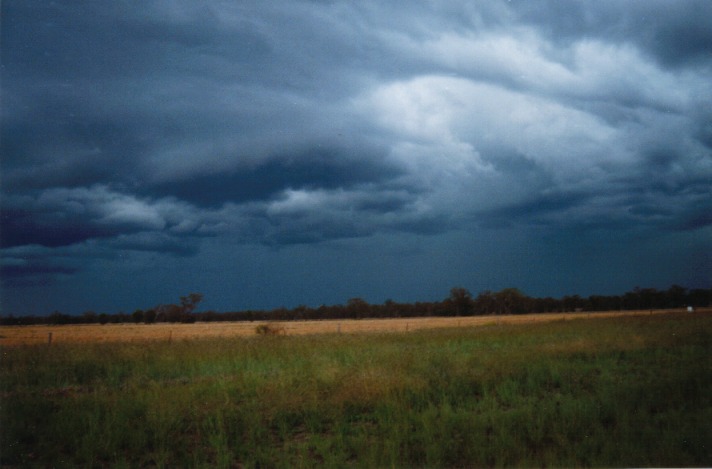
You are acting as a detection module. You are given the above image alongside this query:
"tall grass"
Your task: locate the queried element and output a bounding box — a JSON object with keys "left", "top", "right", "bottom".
{"left": 2, "top": 312, "right": 711, "bottom": 467}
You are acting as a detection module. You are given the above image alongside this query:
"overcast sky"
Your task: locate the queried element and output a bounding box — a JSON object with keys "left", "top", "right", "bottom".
{"left": 2, "top": 0, "right": 711, "bottom": 315}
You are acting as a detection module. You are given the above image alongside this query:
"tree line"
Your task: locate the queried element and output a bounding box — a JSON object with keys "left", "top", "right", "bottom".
{"left": 1, "top": 285, "right": 710, "bottom": 326}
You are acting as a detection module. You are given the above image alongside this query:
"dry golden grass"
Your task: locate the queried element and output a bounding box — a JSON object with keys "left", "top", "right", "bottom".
{"left": 1, "top": 308, "right": 701, "bottom": 346}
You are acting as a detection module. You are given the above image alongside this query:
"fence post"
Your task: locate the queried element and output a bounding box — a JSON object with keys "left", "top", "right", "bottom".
{"left": 48, "top": 332, "right": 53, "bottom": 345}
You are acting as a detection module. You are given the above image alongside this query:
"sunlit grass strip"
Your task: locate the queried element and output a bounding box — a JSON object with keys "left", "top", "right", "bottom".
{"left": 0, "top": 307, "right": 693, "bottom": 345}
{"left": 2, "top": 311, "right": 711, "bottom": 467}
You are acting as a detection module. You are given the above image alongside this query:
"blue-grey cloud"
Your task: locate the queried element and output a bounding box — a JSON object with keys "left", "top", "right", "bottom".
{"left": 514, "top": 0, "right": 712, "bottom": 68}
{"left": 0, "top": 262, "right": 79, "bottom": 287}
{"left": 1, "top": 185, "right": 213, "bottom": 250}
{"left": 1, "top": 0, "right": 711, "bottom": 313}
{"left": 143, "top": 145, "right": 402, "bottom": 207}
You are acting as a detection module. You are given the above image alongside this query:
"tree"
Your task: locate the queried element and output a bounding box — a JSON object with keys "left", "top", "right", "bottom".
{"left": 48, "top": 311, "right": 71, "bottom": 325}
{"left": 180, "top": 293, "right": 204, "bottom": 315}
{"left": 157, "top": 304, "right": 183, "bottom": 323}
{"left": 132, "top": 309, "right": 145, "bottom": 324}
{"left": 346, "top": 298, "right": 370, "bottom": 318}
{"left": 448, "top": 287, "right": 474, "bottom": 316}
{"left": 152, "top": 293, "right": 205, "bottom": 323}
{"left": 143, "top": 309, "right": 156, "bottom": 324}
{"left": 688, "top": 288, "right": 712, "bottom": 307}
{"left": 562, "top": 295, "right": 583, "bottom": 312}
{"left": 494, "top": 288, "right": 528, "bottom": 315}
{"left": 666, "top": 285, "right": 687, "bottom": 308}
{"left": 82, "top": 311, "right": 98, "bottom": 324}
{"left": 383, "top": 299, "right": 398, "bottom": 317}
{"left": 474, "top": 290, "right": 496, "bottom": 314}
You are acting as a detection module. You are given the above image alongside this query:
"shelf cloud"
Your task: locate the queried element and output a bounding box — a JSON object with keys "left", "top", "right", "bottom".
{"left": 2, "top": 0, "right": 711, "bottom": 314}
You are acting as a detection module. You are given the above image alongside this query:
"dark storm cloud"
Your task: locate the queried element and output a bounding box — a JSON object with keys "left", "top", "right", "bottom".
{"left": 0, "top": 244, "right": 83, "bottom": 287}
{"left": 0, "top": 185, "right": 212, "bottom": 249}
{"left": 514, "top": 0, "right": 712, "bottom": 68}
{"left": 478, "top": 191, "right": 589, "bottom": 229}
{"left": 0, "top": 261, "right": 78, "bottom": 287}
{"left": 144, "top": 145, "right": 402, "bottom": 207}
{"left": 107, "top": 232, "right": 200, "bottom": 256}
{"left": 1, "top": 0, "right": 711, "bottom": 311}
{"left": 209, "top": 184, "right": 436, "bottom": 246}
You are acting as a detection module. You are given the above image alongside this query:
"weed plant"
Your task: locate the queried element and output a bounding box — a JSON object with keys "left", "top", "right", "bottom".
{"left": 2, "top": 312, "right": 711, "bottom": 467}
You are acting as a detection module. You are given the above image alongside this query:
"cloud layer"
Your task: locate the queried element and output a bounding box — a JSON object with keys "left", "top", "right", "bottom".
{"left": 2, "top": 0, "right": 711, "bottom": 313}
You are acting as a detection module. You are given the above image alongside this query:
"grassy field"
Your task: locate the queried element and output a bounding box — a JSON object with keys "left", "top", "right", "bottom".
{"left": 2, "top": 311, "right": 711, "bottom": 467}
{"left": 0, "top": 309, "right": 680, "bottom": 345}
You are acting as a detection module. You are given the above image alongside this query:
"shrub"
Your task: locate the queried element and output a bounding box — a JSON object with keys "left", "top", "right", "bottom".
{"left": 255, "top": 323, "right": 285, "bottom": 335}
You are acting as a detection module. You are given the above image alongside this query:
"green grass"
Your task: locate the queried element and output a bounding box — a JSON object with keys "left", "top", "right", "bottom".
{"left": 2, "top": 312, "right": 711, "bottom": 467}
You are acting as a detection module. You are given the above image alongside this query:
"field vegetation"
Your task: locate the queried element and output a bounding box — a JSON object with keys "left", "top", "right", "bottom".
{"left": 2, "top": 311, "right": 711, "bottom": 467}
{"left": 0, "top": 310, "right": 675, "bottom": 346}
{"left": 4, "top": 284, "right": 710, "bottom": 326}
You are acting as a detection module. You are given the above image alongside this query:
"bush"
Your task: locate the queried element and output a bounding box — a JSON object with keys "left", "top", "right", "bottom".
{"left": 255, "top": 323, "right": 285, "bottom": 335}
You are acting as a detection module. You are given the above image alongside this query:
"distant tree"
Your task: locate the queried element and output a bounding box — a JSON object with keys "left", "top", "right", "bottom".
{"left": 150, "top": 294, "right": 204, "bottom": 323}
{"left": 0, "top": 315, "right": 16, "bottom": 326}
{"left": 48, "top": 311, "right": 71, "bottom": 325}
{"left": 271, "top": 307, "right": 290, "bottom": 321}
{"left": 314, "top": 305, "right": 329, "bottom": 320}
{"left": 180, "top": 293, "right": 204, "bottom": 315}
{"left": 160, "top": 304, "right": 182, "bottom": 323}
{"left": 494, "top": 288, "right": 528, "bottom": 315}
{"left": 199, "top": 310, "right": 219, "bottom": 322}
{"left": 143, "top": 309, "right": 156, "bottom": 324}
{"left": 621, "top": 289, "right": 637, "bottom": 310}
{"left": 532, "top": 296, "right": 558, "bottom": 313}
{"left": 666, "top": 285, "right": 687, "bottom": 308}
{"left": 688, "top": 288, "right": 712, "bottom": 307}
{"left": 562, "top": 295, "right": 583, "bottom": 312}
{"left": 638, "top": 288, "right": 661, "bottom": 309}
{"left": 383, "top": 299, "right": 399, "bottom": 317}
{"left": 474, "top": 290, "right": 496, "bottom": 315}
{"left": 82, "top": 311, "right": 97, "bottom": 324}
{"left": 448, "top": 287, "right": 474, "bottom": 316}
{"left": 132, "top": 309, "right": 144, "bottom": 324}
{"left": 347, "top": 298, "right": 370, "bottom": 318}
